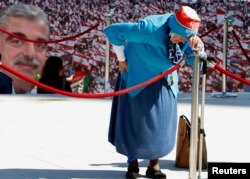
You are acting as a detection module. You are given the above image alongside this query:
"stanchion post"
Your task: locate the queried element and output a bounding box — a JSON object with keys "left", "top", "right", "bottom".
{"left": 189, "top": 54, "right": 200, "bottom": 179}
{"left": 104, "top": 18, "right": 110, "bottom": 92}
{"left": 198, "top": 64, "right": 207, "bottom": 179}
{"left": 222, "top": 18, "right": 228, "bottom": 93}
{"left": 211, "top": 17, "right": 237, "bottom": 98}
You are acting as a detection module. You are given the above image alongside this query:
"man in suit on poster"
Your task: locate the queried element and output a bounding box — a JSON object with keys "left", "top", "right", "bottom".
{"left": 0, "top": 3, "right": 50, "bottom": 94}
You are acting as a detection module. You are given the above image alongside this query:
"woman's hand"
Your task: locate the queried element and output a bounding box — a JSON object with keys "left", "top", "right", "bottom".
{"left": 188, "top": 36, "right": 204, "bottom": 52}
{"left": 118, "top": 61, "right": 128, "bottom": 73}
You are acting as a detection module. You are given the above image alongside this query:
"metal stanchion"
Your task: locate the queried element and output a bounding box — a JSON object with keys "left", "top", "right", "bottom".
{"left": 104, "top": 18, "right": 111, "bottom": 92}
{"left": 198, "top": 60, "right": 207, "bottom": 179}
{"left": 189, "top": 54, "right": 200, "bottom": 179}
{"left": 211, "top": 17, "right": 237, "bottom": 98}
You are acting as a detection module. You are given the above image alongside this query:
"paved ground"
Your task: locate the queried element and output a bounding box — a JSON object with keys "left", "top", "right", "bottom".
{"left": 0, "top": 92, "right": 249, "bottom": 179}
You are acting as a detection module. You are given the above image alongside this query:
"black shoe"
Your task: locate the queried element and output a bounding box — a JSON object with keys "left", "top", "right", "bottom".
{"left": 125, "top": 167, "right": 139, "bottom": 179}
{"left": 146, "top": 167, "right": 166, "bottom": 179}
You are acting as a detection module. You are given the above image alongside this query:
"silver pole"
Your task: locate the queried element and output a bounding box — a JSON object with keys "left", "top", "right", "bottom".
{"left": 211, "top": 17, "right": 237, "bottom": 98}
{"left": 222, "top": 18, "right": 228, "bottom": 93}
{"left": 104, "top": 18, "right": 110, "bottom": 92}
{"left": 198, "top": 72, "right": 206, "bottom": 179}
{"left": 189, "top": 54, "right": 200, "bottom": 179}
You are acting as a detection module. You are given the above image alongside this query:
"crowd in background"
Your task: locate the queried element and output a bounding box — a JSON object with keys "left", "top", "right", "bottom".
{"left": 0, "top": 0, "right": 249, "bottom": 93}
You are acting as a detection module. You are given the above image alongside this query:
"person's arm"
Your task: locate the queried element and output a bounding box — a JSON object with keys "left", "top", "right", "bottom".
{"left": 103, "top": 19, "right": 154, "bottom": 46}
{"left": 104, "top": 19, "right": 154, "bottom": 73}
{"left": 112, "top": 44, "right": 127, "bottom": 73}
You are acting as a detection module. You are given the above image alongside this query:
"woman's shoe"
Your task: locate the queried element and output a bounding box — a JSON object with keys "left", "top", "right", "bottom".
{"left": 125, "top": 167, "right": 139, "bottom": 179}
{"left": 146, "top": 167, "right": 166, "bottom": 179}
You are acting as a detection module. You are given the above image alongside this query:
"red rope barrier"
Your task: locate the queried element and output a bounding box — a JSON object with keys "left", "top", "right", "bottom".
{"left": 1, "top": 21, "right": 249, "bottom": 95}
{"left": 214, "top": 64, "right": 250, "bottom": 86}
{"left": 232, "top": 30, "right": 250, "bottom": 61}
{"left": 0, "top": 63, "right": 180, "bottom": 98}
{"left": 0, "top": 24, "right": 99, "bottom": 44}
{"left": 200, "top": 23, "right": 223, "bottom": 38}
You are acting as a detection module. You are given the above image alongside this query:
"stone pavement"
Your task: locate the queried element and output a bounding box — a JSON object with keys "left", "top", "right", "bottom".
{"left": 0, "top": 92, "right": 249, "bottom": 179}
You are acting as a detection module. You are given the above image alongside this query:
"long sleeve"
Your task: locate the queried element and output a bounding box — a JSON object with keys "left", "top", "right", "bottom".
{"left": 103, "top": 19, "right": 155, "bottom": 46}
{"left": 112, "top": 44, "right": 126, "bottom": 61}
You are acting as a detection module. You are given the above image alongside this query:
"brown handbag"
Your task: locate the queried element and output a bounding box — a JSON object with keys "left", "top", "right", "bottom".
{"left": 175, "top": 115, "right": 207, "bottom": 169}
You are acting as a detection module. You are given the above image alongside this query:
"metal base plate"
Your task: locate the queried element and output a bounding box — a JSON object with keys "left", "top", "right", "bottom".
{"left": 211, "top": 92, "right": 237, "bottom": 98}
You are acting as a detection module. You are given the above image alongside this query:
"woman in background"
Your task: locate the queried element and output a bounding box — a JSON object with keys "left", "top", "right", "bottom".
{"left": 37, "top": 56, "right": 72, "bottom": 94}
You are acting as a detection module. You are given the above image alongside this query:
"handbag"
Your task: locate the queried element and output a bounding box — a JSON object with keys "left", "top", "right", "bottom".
{"left": 175, "top": 115, "right": 207, "bottom": 169}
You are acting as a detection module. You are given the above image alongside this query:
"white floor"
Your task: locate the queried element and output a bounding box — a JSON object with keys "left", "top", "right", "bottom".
{"left": 0, "top": 92, "right": 249, "bottom": 179}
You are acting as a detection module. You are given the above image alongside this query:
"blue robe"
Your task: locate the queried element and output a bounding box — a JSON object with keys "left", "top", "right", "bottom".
{"left": 104, "top": 13, "right": 195, "bottom": 159}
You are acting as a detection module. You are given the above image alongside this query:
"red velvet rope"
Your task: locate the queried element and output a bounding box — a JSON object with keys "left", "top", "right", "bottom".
{"left": 200, "top": 24, "right": 223, "bottom": 38}
{"left": 214, "top": 64, "right": 250, "bottom": 86}
{"left": 0, "top": 63, "right": 180, "bottom": 98}
{"left": 1, "top": 21, "right": 249, "bottom": 97}
{"left": 232, "top": 30, "right": 250, "bottom": 61}
{"left": 0, "top": 24, "right": 99, "bottom": 44}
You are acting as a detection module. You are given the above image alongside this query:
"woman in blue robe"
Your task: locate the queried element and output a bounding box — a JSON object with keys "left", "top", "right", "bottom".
{"left": 104, "top": 6, "right": 205, "bottom": 179}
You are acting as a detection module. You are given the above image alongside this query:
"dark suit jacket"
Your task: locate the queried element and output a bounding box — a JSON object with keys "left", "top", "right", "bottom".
{"left": 0, "top": 71, "right": 12, "bottom": 94}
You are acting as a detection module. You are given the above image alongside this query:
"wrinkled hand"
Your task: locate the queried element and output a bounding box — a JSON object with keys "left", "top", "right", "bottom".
{"left": 118, "top": 61, "right": 128, "bottom": 73}
{"left": 188, "top": 36, "right": 204, "bottom": 52}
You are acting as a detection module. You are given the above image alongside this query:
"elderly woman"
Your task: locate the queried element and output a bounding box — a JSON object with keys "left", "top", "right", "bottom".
{"left": 104, "top": 6, "right": 205, "bottom": 179}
